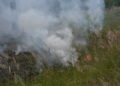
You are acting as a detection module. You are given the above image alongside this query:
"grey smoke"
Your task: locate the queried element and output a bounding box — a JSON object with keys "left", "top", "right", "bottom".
{"left": 0, "top": 0, "right": 104, "bottom": 67}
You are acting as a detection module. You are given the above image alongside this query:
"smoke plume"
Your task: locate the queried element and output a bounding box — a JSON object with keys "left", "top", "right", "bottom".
{"left": 0, "top": 0, "right": 104, "bottom": 67}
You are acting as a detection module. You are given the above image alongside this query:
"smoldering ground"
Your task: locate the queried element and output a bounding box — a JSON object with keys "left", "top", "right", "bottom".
{"left": 0, "top": 0, "right": 104, "bottom": 68}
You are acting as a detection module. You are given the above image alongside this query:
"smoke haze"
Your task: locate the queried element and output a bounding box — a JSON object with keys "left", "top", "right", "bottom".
{"left": 0, "top": 0, "right": 104, "bottom": 67}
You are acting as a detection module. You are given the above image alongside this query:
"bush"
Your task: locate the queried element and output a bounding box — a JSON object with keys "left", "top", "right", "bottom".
{"left": 105, "top": 0, "right": 120, "bottom": 8}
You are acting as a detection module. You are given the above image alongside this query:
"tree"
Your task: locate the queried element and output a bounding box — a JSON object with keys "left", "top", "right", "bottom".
{"left": 105, "top": 0, "right": 120, "bottom": 8}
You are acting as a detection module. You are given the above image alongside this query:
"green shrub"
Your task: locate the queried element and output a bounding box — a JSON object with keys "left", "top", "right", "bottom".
{"left": 105, "top": 0, "right": 120, "bottom": 8}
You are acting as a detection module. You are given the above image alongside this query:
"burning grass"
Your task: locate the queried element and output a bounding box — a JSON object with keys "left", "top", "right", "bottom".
{"left": 0, "top": 7, "right": 120, "bottom": 86}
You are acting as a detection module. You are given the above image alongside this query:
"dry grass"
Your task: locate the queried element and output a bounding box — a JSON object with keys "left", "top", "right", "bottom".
{"left": 0, "top": 7, "right": 120, "bottom": 86}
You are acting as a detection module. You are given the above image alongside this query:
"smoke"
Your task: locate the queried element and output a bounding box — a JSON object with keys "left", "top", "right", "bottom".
{"left": 0, "top": 0, "right": 104, "bottom": 67}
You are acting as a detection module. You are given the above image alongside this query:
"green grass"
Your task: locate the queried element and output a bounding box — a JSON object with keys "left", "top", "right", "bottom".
{"left": 1, "top": 8, "right": 120, "bottom": 86}
{"left": 105, "top": 7, "right": 120, "bottom": 30}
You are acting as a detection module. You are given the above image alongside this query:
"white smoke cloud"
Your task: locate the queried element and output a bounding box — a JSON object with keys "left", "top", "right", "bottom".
{"left": 0, "top": 0, "right": 105, "bottom": 67}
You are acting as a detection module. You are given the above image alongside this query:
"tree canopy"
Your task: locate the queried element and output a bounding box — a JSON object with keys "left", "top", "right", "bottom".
{"left": 105, "top": 0, "right": 120, "bottom": 8}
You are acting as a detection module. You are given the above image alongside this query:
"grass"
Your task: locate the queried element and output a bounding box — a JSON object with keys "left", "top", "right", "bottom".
{"left": 1, "top": 7, "right": 120, "bottom": 86}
